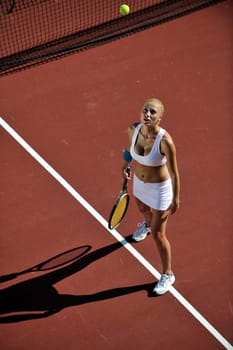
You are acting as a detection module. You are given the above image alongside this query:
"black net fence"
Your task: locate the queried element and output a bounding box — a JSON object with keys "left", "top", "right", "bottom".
{"left": 0, "top": 0, "right": 224, "bottom": 76}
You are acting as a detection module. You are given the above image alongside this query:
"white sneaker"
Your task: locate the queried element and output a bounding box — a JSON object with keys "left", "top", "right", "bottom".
{"left": 153, "top": 273, "right": 175, "bottom": 295}
{"left": 132, "top": 221, "right": 151, "bottom": 242}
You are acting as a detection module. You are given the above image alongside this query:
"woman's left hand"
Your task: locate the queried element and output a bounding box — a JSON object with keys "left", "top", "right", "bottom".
{"left": 169, "top": 199, "right": 180, "bottom": 215}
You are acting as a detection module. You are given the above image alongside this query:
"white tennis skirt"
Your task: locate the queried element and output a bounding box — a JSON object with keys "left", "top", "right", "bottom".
{"left": 133, "top": 174, "right": 173, "bottom": 211}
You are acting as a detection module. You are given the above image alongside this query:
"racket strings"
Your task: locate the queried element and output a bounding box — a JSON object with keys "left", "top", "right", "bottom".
{"left": 109, "top": 193, "right": 129, "bottom": 229}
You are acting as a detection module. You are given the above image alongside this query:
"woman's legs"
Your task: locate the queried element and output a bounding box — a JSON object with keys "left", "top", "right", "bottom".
{"left": 134, "top": 197, "right": 172, "bottom": 274}
{"left": 134, "top": 197, "right": 152, "bottom": 225}
{"left": 134, "top": 198, "right": 174, "bottom": 294}
{"left": 131, "top": 198, "right": 152, "bottom": 241}
{"left": 150, "top": 209, "right": 172, "bottom": 275}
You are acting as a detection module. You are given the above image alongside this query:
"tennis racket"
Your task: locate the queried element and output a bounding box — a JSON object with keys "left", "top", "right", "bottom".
{"left": 0, "top": 0, "right": 15, "bottom": 16}
{"left": 108, "top": 166, "right": 131, "bottom": 230}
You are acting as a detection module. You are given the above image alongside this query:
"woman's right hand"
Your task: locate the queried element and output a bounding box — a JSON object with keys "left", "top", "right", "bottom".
{"left": 122, "top": 166, "right": 132, "bottom": 179}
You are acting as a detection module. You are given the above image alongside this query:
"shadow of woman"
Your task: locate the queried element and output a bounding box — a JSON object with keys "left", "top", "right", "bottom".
{"left": 0, "top": 235, "right": 155, "bottom": 323}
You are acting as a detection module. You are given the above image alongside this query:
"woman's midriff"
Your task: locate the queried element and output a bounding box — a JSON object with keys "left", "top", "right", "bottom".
{"left": 134, "top": 163, "right": 170, "bottom": 183}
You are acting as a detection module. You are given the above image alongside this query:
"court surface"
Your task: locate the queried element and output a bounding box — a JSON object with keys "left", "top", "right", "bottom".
{"left": 0, "top": 1, "right": 232, "bottom": 349}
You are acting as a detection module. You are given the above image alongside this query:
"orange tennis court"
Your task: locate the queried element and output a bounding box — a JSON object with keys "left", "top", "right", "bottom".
{"left": 0, "top": 1, "right": 232, "bottom": 349}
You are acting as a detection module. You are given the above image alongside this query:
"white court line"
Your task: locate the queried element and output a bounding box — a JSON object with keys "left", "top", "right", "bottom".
{"left": 1, "top": 116, "right": 232, "bottom": 350}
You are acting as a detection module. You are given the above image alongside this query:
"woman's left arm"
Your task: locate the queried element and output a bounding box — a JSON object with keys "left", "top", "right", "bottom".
{"left": 162, "top": 134, "right": 180, "bottom": 214}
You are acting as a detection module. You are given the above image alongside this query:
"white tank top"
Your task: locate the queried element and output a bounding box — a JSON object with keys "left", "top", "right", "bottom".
{"left": 130, "top": 123, "right": 167, "bottom": 167}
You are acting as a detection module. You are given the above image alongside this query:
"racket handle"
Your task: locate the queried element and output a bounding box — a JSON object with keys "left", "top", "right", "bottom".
{"left": 123, "top": 166, "right": 131, "bottom": 190}
{"left": 126, "top": 165, "right": 131, "bottom": 176}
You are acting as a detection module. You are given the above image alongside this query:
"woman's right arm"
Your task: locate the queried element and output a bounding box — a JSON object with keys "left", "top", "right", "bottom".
{"left": 121, "top": 124, "right": 135, "bottom": 178}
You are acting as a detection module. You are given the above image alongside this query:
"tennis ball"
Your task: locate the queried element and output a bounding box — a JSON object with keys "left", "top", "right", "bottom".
{"left": 119, "top": 4, "right": 130, "bottom": 15}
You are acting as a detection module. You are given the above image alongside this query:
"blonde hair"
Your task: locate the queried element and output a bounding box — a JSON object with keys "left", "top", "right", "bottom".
{"left": 144, "top": 98, "right": 165, "bottom": 117}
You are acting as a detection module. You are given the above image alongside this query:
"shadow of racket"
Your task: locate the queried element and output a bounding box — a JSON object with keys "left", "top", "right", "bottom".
{"left": 0, "top": 245, "right": 91, "bottom": 283}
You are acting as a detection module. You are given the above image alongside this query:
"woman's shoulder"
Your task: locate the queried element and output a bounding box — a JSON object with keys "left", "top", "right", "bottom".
{"left": 161, "top": 129, "right": 175, "bottom": 147}
{"left": 128, "top": 122, "right": 140, "bottom": 132}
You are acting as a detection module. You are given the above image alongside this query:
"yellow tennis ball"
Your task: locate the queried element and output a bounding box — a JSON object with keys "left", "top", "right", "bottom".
{"left": 119, "top": 4, "right": 130, "bottom": 15}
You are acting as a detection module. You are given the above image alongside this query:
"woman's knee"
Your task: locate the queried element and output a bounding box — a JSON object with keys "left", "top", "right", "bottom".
{"left": 151, "top": 214, "right": 168, "bottom": 241}
{"left": 139, "top": 206, "right": 151, "bottom": 216}
{"left": 152, "top": 229, "right": 165, "bottom": 242}
{"left": 135, "top": 200, "right": 151, "bottom": 215}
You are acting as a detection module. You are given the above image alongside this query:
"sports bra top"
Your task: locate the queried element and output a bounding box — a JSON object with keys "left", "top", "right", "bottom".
{"left": 130, "top": 123, "right": 167, "bottom": 167}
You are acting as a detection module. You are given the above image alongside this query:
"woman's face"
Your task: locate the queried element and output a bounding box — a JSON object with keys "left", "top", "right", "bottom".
{"left": 141, "top": 100, "right": 163, "bottom": 127}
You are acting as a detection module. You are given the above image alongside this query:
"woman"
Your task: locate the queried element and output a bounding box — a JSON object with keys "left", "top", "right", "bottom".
{"left": 122, "top": 98, "right": 180, "bottom": 295}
